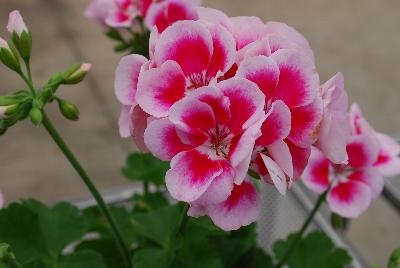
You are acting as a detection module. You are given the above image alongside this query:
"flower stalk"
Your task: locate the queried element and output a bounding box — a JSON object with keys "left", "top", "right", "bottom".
{"left": 275, "top": 188, "right": 330, "bottom": 268}
{"left": 41, "top": 111, "right": 132, "bottom": 268}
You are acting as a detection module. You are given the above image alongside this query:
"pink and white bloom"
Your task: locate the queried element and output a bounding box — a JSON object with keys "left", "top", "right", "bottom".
{"left": 315, "top": 73, "right": 351, "bottom": 164}
{"left": 136, "top": 20, "right": 236, "bottom": 118}
{"left": 7, "top": 10, "right": 28, "bottom": 36}
{"left": 106, "top": 0, "right": 140, "bottom": 28}
{"left": 145, "top": 0, "right": 200, "bottom": 33}
{"left": 235, "top": 50, "right": 322, "bottom": 194}
{"left": 303, "top": 104, "right": 387, "bottom": 218}
{"left": 144, "top": 80, "right": 265, "bottom": 229}
{"left": 0, "top": 191, "right": 3, "bottom": 209}
{"left": 85, "top": 0, "right": 117, "bottom": 26}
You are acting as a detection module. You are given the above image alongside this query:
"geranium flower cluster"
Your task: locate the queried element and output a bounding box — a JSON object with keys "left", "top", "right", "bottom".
{"left": 85, "top": 0, "right": 201, "bottom": 32}
{"left": 114, "top": 6, "right": 400, "bottom": 230}
{"left": 303, "top": 104, "right": 400, "bottom": 218}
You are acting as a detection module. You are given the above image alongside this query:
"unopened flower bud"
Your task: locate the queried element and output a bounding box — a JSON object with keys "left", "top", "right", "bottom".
{"left": 0, "top": 37, "right": 20, "bottom": 71}
{"left": 7, "top": 10, "right": 31, "bottom": 60}
{"left": 330, "top": 213, "right": 344, "bottom": 230}
{"left": 29, "top": 107, "right": 42, "bottom": 125}
{"left": 57, "top": 99, "right": 80, "bottom": 121}
{"left": 63, "top": 63, "right": 92, "bottom": 85}
{"left": 0, "top": 104, "right": 18, "bottom": 119}
{"left": 7, "top": 10, "right": 28, "bottom": 36}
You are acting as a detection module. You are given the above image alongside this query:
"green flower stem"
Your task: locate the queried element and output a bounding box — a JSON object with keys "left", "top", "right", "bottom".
{"left": 275, "top": 188, "right": 330, "bottom": 268}
{"left": 41, "top": 112, "right": 132, "bottom": 268}
{"left": 178, "top": 203, "right": 190, "bottom": 235}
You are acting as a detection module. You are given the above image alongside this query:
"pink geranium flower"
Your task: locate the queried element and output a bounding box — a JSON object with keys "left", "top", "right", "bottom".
{"left": 235, "top": 49, "right": 322, "bottom": 194}
{"left": 143, "top": 80, "right": 265, "bottom": 230}
{"left": 303, "top": 104, "right": 390, "bottom": 218}
{"left": 136, "top": 20, "right": 236, "bottom": 118}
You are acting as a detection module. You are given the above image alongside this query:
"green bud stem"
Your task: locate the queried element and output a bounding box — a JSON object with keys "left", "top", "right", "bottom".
{"left": 275, "top": 188, "right": 330, "bottom": 268}
{"left": 41, "top": 112, "right": 132, "bottom": 268}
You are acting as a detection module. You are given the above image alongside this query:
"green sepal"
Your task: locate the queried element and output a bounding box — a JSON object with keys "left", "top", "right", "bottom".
{"left": 12, "top": 31, "right": 32, "bottom": 61}
{"left": 0, "top": 45, "right": 20, "bottom": 72}
{"left": 62, "top": 63, "right": 91, "bottom": 85}
{"left": 105, "top": 28, "right": 123, "bottom": 41}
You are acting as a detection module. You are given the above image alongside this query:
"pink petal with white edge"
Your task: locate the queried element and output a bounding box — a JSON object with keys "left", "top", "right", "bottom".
{"left": 267, "top": 140, "right": 293, "bottom": 178}
{"left": 115, "top": 54, "right": 147, "bottom": 105}
{"left": 316, "top": 111, "right": 350, "bottom": 164}
{"left": 316, "top": 73, "right": 350, "bottom": 164}
{"left": 288, "top": 96, "right": 323, "bottom": 148}
{"left": 145, "top": 0, "right": 199, "bottom": 33}
{"left": 192, "top": 162, "right": 234, "bottom": 206}
{"left": 287, "top": 140, "right": 311, "bottom": 179}
{"left": 237, "top": 38, "right": 272, "bottom": 64}
{"left": 169, "top": 96, "right": 215, "bottom": 136}
{"left": 228, "top": 121, "right": 264, "bottom": 184}
{"left": 302, "top": 147, "right": 331, "bottom": 194}
{"left": 118, "top": 105, "right": 132, "bottom": 138}
{"left": 217, "top": 78, "right": 265, "bottom": 134}
{"left": 374, "top": 133, "right": 400, "bottom": 177}
{"left": 154, "top": 20, "right": 213, "bottom": 77}
{"left": 265, "top": 22, "right": 315, "bottom": 61}
{"left": 236, "top": 55, "right": 280, "bottom": 98}
{"left": 260, "top": 153, "right": 288, "bottom": 195}
{"left": 270, "top": 49, "right": 319, "bottom": 108}
{"left": 149, "top": 26, "right": 160, "bottom": 60}
{"left": 105, "top": 10, "right": 133, "bottom": 28}
{"left": 321, "top": 73, "right": 348, "bottom": 112}
{"left": 205, "top": 23, "right": 236, "bottom": 81}
{"left": 136, "top": 60, "right": 186, "bottom": 118}
{"left": 196, "top": 7, "right": 231, "bottom": 30}
{"left": 327, "top": 180, "right": 372, "bottom": 218}
{"left": 144, "top": 118, "right": 193, "bottom": 161}
{"left": 347, "top": 134, "right": 380, "bottom": 168}
{"left": 256, "top": 100, "right": 291, "bottom": 147}
{"left": 230, "top": 16, "right": 267, "bottom": 50}
{"left": 188, "top": 86, "right": 231, "bottom": 125}
{"left": 166, "top": 149, "right": 223, "bottom": 202}
{"left": 347, "top": 168, "right": 384, "bottom": 200}
{"left": 208, "top": 179, "right": 260, "bottom": 231}
{"left": 131, "top": 105, "right": 150, "bottom": 152}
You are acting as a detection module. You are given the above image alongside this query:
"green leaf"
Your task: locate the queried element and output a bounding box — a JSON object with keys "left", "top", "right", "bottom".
{"left": 211, "top": 223, "right": 258, "bottom": 268}
{"left": 0, "top": 243, "right": 23, "bottom": 268}
{"left": 58, "top": 250, "right": 107, "bottom": 268}
{"left": 83, "top": 206, "right": 137, "bottom": 246}
{"left": 388, "top": 247, "right": 400, "bottom": 268}
{"left": 236, "top": 247, "right": 274, "bottom": 268}
{"left": 0, "top": 200, "right": 87, "bottom": 265}
{"left": 122, "top": 152, "right": 169, "bottom": 186}
{"left": 132, "top": 247, "right": 175, "bottom": 268}
{"left": 132, "top": 192, "right": 169, "bottom": 212}
{"left": 273, "top": 230, "right": 352, "bottom": 268}
{"left": 76, "top": 239, "right": 124, "bottom": 268}
{"left": 175, "top": 218, "right": 224, "bottom": 268}
{"left": 130, "top": 203, "right": 185, "bottom": 247}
